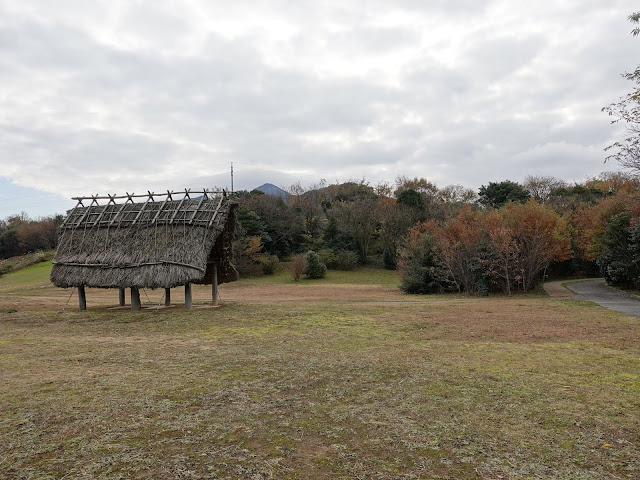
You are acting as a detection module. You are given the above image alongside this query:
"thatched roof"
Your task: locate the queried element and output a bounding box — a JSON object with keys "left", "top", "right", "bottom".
{"left": 51, "top": 191, "right": 238, "bottom": 289}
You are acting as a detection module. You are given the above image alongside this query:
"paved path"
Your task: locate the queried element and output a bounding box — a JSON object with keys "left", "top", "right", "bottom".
{"left": 542, "top": 280, "right": 578, "bottom": 300}
{"left": 560, "top": 279, "right": 640, "bottom": 317}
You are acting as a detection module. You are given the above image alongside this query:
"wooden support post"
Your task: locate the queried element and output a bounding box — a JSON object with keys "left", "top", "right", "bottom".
{"left": 119, "top": 288, "right": 125, "bottom": 306}
{"left": 185, "top": 283, "right": 192, "bottom": 310}
{"left": 165, "top": 288, "right": 171, "bottom": 306}
{"left": 212, "top": 265, "right": 218, "bottom": 306}
{"left": 78, "top": 286, "right": 87, "bottom": 311}
{"left": 131, "top": 287, "right": 141, "bottom": 311}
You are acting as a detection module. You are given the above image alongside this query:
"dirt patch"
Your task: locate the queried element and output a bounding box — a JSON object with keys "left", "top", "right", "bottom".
{"left": 370, "top": 298, "right": 640, "bottom": 347}
{"left": 219, "top": 283, "right": 406, "bottom": 303}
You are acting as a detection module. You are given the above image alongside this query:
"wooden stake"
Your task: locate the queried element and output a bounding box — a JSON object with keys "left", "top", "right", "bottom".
{"left": 78, "top": 286, "right": 87, "bottom": 311}
{"left": 165, "top": 288, "right": 171, "bottom": 306}
{"left": 131, "top": 287, "right": 141, "bottom": 311}
{"left": 185, "top": 283, "right": 192, "bottom": 310}
{"left": 119, "top": 288, "right": 125, "bottom": 306}
{"left": 212, "top": 265, "right": 218, "bottom": 306}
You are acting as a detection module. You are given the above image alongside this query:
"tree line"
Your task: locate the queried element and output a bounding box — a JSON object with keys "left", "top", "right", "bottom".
{"left": 0, "top": 213, "right": 62, "bottom": 259}
{"left": 228, "top": 172, "right": 640, "bottom": 294}
{"left": 2, "top": 171, "right": 638, "bottom": 294}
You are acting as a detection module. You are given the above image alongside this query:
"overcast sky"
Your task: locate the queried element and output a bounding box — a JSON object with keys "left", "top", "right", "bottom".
{"left": 0, "top": 0, "right": 638, "bottom": 218}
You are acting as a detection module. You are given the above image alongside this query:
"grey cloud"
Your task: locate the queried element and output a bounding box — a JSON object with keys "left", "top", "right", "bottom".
{"left": 330, "top": 25, "right": 421, "bottom": 53}
{"left": 404, "top": 62, "right": 472, "bottom": 104}
{"left": 461, "top": 34, "right": 546, "bottom": 83}
{"left": 510, "top": 142, "right": 606, "bottom": 181}
{"left": 0, "top": 124, "right": 178, "bottom": 178}
{"left": 365, "top": 0, "right": 487, "bottom": 16}
{"left": 118, "top": 2, "right": 190, "bottom": 43}
{"left": 0, "top": 0, "right": 637, "bottom": 214}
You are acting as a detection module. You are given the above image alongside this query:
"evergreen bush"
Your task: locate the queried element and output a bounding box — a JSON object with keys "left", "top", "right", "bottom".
{"left": 303, "top": 250, "right": 327, "bottom": 278}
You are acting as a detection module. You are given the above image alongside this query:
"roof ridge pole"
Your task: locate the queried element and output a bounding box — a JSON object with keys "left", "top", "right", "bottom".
{"left": 74, "top": 193, "right": 150, "bottom": 202}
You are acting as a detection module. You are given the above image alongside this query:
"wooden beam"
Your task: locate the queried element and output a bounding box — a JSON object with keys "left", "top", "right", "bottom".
{"left": 185, "top": 283, "right": 192, "bottom": 310}
{"left": 165, "top": 288, "right": 171, "bottom": 306}
{"left": 131, "top": 194, "right": 153, "bottom": 226}
{"left": 212, "top": 264, "right": 218, "bottom": 306}
{"left": 91, "top": 203, "right": 112, "bottom": 227}
{"left": 118, "top": 288, "right": 125, "bottom": 306}
{"left": 78, "top": 286, "right": 87, "bottom": 311}
{"left": 109, "top": 200, "right": 130, "bottom": 226}
{"left": 169, "top": 194, "right": 188, "bottom": 224}
{"left": 131, "top": 288, "right": 141, "bottom": 311}
{"left": 60, "top": 204, "right": 80, "bottom": 228}
{"left": 208, "top": 196, "right": 225, "bottom": 228}
{"left": 73, "top": 206, "right": 93, "bottom": 229}
{"left": 152, "top": 191, "right": 172, "bottom": 225}
{"left": 189, "top": 192, "right": 208, "bottom": 225}
{"left": 52, "top": 260, "right": 205, "bottom": 273}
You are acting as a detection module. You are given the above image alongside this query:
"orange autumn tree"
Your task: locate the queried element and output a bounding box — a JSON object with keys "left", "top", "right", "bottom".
{"left": 399, "top": 201, "right": 573, "bottom": 295}
{"left": 433, "top": 205, "right": 487, "bottom": 294}
{"left": 484, "top": 210, "right": 520, "bottom": 295}
{"left": 580, "top": 192, "right": 638, "bottom": 261}
{"left": 501, "top": 200, "right": 571, "bottom": 291}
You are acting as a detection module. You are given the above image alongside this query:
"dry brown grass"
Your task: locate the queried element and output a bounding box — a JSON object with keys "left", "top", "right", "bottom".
{"left": 0, "top": 264, "right": 639, "bottom": 479}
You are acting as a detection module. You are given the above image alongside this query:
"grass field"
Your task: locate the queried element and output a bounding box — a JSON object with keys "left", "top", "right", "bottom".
{"left": 0, "top": 264, "right": 639, "bottom": 479}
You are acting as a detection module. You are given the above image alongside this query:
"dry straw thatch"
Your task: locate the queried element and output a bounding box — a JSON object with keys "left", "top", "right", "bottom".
{"left": 50, "top": 192, "right": 238, "bottom": 289}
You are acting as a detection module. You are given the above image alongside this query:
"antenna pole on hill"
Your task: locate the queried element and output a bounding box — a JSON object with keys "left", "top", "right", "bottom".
{"left": 231, "top": 162, "right": 234, "bottom": 193}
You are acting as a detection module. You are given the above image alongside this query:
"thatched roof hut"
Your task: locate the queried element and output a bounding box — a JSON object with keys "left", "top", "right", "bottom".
{"left": 51, "top": 190, "right": 238, "bottom": 308}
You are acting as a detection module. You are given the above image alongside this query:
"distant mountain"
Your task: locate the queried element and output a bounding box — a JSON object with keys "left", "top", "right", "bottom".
{"left": 254, "top": 183, "right": 288, "bottom": 199}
